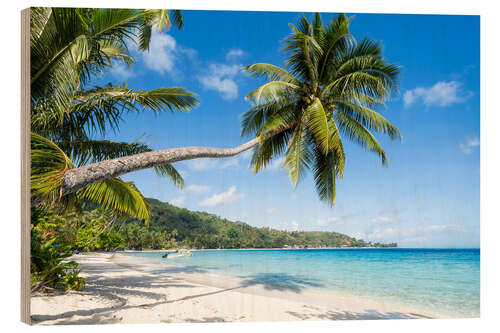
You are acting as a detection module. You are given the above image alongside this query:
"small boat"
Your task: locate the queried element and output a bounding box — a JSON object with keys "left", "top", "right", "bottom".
{"left": 162, "top": 249, "right": 192, "bottom": 259}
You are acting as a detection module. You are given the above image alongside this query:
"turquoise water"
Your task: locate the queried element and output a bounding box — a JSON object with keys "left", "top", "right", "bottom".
{"left": 125, "top": 248, "right": 480, "bottom": 317}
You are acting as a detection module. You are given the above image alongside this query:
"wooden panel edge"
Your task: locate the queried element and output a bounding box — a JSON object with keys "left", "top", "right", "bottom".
{"left": 20, "top": 7, "right": 31, "bottom": 326}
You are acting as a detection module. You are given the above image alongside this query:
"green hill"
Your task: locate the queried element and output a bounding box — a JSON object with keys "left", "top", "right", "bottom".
{"left": 113, "top": 198, "right": 397, "bottom": 250}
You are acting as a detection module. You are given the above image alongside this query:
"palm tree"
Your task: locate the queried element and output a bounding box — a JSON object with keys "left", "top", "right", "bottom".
{"left": 30, "top": 8, "right": 197, "bottom": 222}
{"left": 39, "top": 13, "right": 401, "bottom": 208}
{"left": 242, "top": 13, "right": 401, "bottom": 205}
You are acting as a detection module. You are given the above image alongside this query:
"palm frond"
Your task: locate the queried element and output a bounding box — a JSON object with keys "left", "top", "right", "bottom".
{"left": 305, "top": 98, "right": 330, "bottom": 154}
{"left": 241, "top": 100, "right": 298, "bottom": 138}
{"left": 284, "top": 27, "right": 323, "bottom": 84}
{"left": 78, "top": 177, "right": 151, "bottom": 224}
{"left": 153, "top": 163, "right": 184, "bottom": 189}
{"left": 31, "top": 133, "right": 153, "bottom": 222}
{"left": 33, "top": 85, "right": 198, "bottom": 139}
{"left": 317, "top": 14, "right": 355, "bottom": 83}
{"left": 138, "top": 10, "right": 184, "bottom": 50}
{"left": 250, "top": 129, "right": 292, "bottom": 173}
{"left": 31, "top": 132, "right": 74, "bottom": 207}
{"left": 334, "top": 111, "right": 388, "bottom": 165}
{"left": 326, "top": 118, "right": 345, "bottom": 178}
{"left": 246, "top": 81, "right": 299, "bottom": 105}
{"left": 244, "top": 63, "right": 300, "bottom": 84}
{"left": 284, "top": 118, "right": 312, "bottom": 187}
{"left": 312, "top": 147, "right": 338, "bottom": 206}
{"left": 333, "top": 100, "right": 402, "bottom": 140}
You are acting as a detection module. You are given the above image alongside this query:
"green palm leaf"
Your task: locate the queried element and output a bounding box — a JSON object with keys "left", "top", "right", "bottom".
{"left": 284, "top": 117, "right": 312, "bottom": 187}
{"left": 78, "top": 177, "right": 151, "bottom": 223}
{"left": 251, "top": 129, "right": 292, "bottom": 173}
{"left": 153, "top": 163, "right": 184, "bottom": 189}
{"left": 244, "top": 63, "right": 299, "bottom": 84}
{"left": 31, "top": 132, "right": 74, "bottom": 206}
{"left": 31, "top": 133, "right": 153, "bottom": 221}
{"left": 246, "top": 81, "right": 299, "bottom": 105}
{"left": 335, "top": 111, "right": 388, "bottom": 165}
{"left": 33, "top": 85, "right": 198, "bottom": 140}
{"left": 312, "top": 148, "right": 338, "bottom": 206}
{"left": 306, "top": 98, "right": 330, "bottom": 154}
{"left": 333, "top": 99, "right": 402, "bottom": 140}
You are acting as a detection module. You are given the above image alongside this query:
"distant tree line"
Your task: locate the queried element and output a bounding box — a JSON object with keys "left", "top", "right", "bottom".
{"left": 47, "top": 198, "right": 396, "bottom": 251}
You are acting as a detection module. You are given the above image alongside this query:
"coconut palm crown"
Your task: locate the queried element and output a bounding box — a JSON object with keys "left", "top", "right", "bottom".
{"left": 243, "top": 13, "right": 402, "bottom": 206}
{"left": 30, "top": 8, "right": 197, "bottom": 222}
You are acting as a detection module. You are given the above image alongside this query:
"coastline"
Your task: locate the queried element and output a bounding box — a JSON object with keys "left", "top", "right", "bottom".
{"left": 121, "top": 246, "right": 398, "bottom": 252}
{"left": 31, "top": 252, "right": 441, "bottom": 325}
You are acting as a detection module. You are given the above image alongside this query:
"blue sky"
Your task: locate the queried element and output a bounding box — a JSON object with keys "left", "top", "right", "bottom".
{"left": 95, "top": 11, "right": 479, "bottom": 248}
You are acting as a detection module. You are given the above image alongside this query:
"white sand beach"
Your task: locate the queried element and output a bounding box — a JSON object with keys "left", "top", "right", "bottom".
{"left": 30, "top": 252, "right": 436, "bottom": 325}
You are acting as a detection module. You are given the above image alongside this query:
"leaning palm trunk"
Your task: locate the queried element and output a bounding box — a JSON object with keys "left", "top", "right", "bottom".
{"left": 60, "top": 126, "right": 291, "bottom": 196}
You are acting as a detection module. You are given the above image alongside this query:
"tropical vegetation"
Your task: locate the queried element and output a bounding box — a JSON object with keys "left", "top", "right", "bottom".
{"left": 51, "top": 13, "right": 401, "bottom": 209}
{"left": 29, "top": 10, "right": 401, "bottom": 291}
{"left": 31, "top": 7, "right": 196, "bottom": 219}
{"left": 30, "top": 7, "right": 194, "bottom": 291}
{"left": 33, "top": 199, "right": 396, "bottom": 254}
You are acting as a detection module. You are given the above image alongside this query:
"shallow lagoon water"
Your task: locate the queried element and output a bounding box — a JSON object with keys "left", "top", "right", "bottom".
{"left": 124, "top": 248, "right": 479, "bottom": 317}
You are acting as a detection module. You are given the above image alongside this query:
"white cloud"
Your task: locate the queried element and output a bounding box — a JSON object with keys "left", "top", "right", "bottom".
{"left": 265, "top": 208, "right": 277, "bottom": 214}
{"left": 403, "top": 81, "right": 472, "bottom": 108}
{"left": 198, "top": 63, "right": 241, "bottom": 100}
{"left": 198, "top": 186, "right": 245, "bottom": 207}
{"left": 370, "top": 216, "right": 392, "bottom": 224}
{"left": 291, "top": 220, "right": 299, "bottom": 231}
{"left": 109, "top": 62, "right": 134, "bottom": 80}
{"left": 226, "top": 49, "right": 245, "bottom": 60}
{"left": 459, "top": 136, "right": 480, "bottom": 154}
{"left": 169, "top": 196, "right": 186, "bottom": 207}
{"left": 142, "top": 31, "right": 177, "bottom": 75}
{"left": 316, "top": 217, "right": 340, "bottom": 227}
{"left": 184, "top": 184, "right": 211, "bottom": 195}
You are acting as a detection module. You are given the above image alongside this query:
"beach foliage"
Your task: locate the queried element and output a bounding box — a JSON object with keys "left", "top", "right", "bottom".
{"left": 29, "top": 7, "right": 195, "bottom": 292}
{"left": 30, "top": 209, "right": 85, "bottom": 292}
{"left": 30, "top": 7, "right": 197, "bottom": 221}
{"left": 243, "top": 13, "right": 401, "bottom": 206}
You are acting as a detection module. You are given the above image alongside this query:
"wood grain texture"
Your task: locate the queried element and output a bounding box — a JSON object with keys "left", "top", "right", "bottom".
{"left": 21, "top": 7, "right": 31, "bottom": 325}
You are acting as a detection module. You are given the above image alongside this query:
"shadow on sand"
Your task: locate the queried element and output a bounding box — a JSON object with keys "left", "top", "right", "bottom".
{"left": 238, "top": 272, "right": 323, "bottom": 293}
{"left": 31, "top": 259, "right": 430, "bottom": 325}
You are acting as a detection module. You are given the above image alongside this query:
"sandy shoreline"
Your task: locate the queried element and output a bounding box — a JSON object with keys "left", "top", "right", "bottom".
{"left": 31, "top": 252, "right": 436, "bottom": 325}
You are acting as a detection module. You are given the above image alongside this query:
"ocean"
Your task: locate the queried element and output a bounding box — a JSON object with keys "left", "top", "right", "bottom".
{"left": 123, "top": 248, "right": 480, "bottom": 318}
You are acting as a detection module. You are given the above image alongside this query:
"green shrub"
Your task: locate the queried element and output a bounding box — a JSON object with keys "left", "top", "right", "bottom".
{"left": 31, "top": 209, "right": 85, "bottom": 292}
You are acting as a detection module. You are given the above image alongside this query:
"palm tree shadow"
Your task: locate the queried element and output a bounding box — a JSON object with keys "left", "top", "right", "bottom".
{"left": 238, "top": 272, "right": 323, "bottom": 293}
